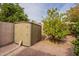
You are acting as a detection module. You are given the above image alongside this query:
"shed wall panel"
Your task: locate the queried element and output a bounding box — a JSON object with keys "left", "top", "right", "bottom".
{"left": 14, "top": 23, "right": 31, "bottom": 46}
{"left": 0, "top": 22, "right": 14, "bottom": 46}
{"left": 14, "top": 22, "right": 41, "bottom": 46}
{"left": 31, "top": 23, "right": 41, "bottom": 45}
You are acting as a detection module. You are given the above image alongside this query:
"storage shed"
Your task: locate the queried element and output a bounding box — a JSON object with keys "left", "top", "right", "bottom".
{"left": 14, "top": 22, "right": 41, "bottom": 46}
{"left": 0, "top": 22, "right": 14, "bottom": 46}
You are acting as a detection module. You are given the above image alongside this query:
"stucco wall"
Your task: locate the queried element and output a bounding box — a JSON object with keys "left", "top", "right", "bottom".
{"left": 0, "top": 22, "right": 14, "bottom": 46}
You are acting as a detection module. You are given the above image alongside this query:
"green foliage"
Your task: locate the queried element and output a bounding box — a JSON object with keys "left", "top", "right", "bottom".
{"left": 43, "top": 18, "right": 70, "bottom": 40}
{"left": 43, "top": 8, "right": 70, "bottom": 40}
{"left": 72, "top": 38, "right": 79, "bottom": 55}
{"left": 72, "top": 22, "right": 79, "bottom": 36}
{"left": 65, "top": 4, "right": 79, "bottom": 34}
{"left": 67, "top": 4, "right": 79, "bottom": 55}
{"left": 0, "top": 3, "right": 28, "bottom": 23}
{"left": 66, "top": 4, "right": 79, "bottom": 22}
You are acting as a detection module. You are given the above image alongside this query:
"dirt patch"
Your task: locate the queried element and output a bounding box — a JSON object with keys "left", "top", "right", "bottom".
{"left": 0, "top": 43, "right": 19, "bottom": 55}
{"left": 0, "top": 35, "right": 76, "bottom": 56}
{"left": 30, "top": 35, "right": 76, "bottom": 56}
{"left": 15, "top": 48, "right": 53, "bottom": 56}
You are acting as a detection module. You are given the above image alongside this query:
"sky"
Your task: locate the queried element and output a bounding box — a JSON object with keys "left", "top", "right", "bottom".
{"left": 19, "top": 3, "right": 76, "bottom": 22}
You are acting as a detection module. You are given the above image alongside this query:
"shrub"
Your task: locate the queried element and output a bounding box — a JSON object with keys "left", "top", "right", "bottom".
{"left": 74, "top": 22, "right": 79, "bottom": 36}
{"left": 43, "top": 8, "right": 70, "bottom": 41}
{"left": 70, "top": 22, "right": 79, "bottom": 36}
{"left": 72, "top": 38, "right": 79, "bottom": 55}
{"left": 43, "top": 18, "right": 70, "bottom": 41}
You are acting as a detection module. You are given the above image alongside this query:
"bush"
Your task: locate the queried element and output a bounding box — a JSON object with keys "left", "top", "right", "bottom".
{"left": 43, "top": 18, "right": 70, "bottom": 41}
{"left": 74, "top": 22, "right": 79, "bottom": 36}
{"left": 70, "top": 22, "right": 79, "bottom": 36}
{"left": 43, "top": 8, "right": 70, "bottom": 41}
{"left": 72, "top": 38, "right": 79, "bottom": 55}
{"left": 72, "top": 22, "right": 79, "bottom": 55}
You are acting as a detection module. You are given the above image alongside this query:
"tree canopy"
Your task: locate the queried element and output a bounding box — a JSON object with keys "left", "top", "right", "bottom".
{"left": 0, "top": 3, "right": 29, "bottom": 23}
{"left": 66, "top": 4, "right": 79, "bottom": 22}
{"left": 43, "top": 8, "right": 70, "bottom": 40}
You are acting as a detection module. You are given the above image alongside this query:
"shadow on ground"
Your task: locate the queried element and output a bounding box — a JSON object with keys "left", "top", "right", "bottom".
{"left": 15, "top": 48, "right": 54, "bottom": 56}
